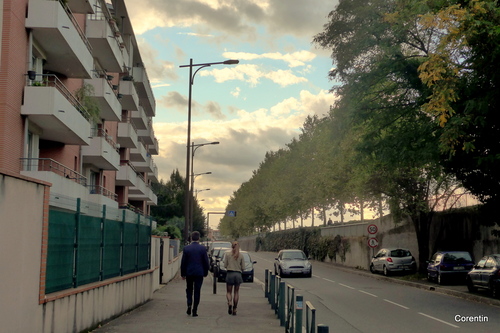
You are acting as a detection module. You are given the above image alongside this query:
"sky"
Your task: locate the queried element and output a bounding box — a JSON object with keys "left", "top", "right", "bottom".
{"left": 123, "top": 0, "right": 340, "bottom": 228}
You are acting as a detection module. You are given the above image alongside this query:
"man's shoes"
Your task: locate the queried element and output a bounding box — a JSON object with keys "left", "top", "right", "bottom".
{"left": 186, "top": 305, "right": 192, "bottom": 315}
{"left": 192, "top": 308, "right": 198, "bottom": 317}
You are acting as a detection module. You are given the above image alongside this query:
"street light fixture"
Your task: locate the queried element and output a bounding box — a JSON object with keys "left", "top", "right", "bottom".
{"left": 180, "top": 59, "right": 238, "bottom": 242}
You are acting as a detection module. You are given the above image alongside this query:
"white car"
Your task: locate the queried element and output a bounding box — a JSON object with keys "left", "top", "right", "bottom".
{"left": 274, "top": 249, "right": 312, "bottom": 277}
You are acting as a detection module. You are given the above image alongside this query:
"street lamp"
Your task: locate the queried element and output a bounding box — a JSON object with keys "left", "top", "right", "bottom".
{"left": 180, "top": 59, "right": 238, "bottom": 242}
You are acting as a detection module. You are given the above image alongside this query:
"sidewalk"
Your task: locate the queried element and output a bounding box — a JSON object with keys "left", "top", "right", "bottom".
{"left": 91, "top": 273, "right": 283, "bottom": 333}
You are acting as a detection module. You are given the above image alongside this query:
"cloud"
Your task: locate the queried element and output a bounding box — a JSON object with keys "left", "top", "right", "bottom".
{"left": 125, "top": 0, "right": 333, "bottom": 39}
{"left": 200, "top": 64, "right": 308, "bottom": 87}
{"left": 222, "top": 50, "right": 317, "bottom": 67}
{"left": 158, "top": 91, "right": 226, "bottom": 119}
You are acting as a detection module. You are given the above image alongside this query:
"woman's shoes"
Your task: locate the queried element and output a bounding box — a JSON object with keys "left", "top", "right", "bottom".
{"left": 228, "top": 304, "right": 233, "bottom": 315}
{"left": 232, "top": 307, "right": 237, "bottom": 316}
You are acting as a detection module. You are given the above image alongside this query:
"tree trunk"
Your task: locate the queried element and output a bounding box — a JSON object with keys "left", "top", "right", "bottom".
{"left": 411, "top": 212, "right": 432, "bottom": 274}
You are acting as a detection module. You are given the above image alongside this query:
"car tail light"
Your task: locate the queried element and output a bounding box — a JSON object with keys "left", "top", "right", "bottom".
{"left": 386, "top": 258, "right": 393, "bottom": 262}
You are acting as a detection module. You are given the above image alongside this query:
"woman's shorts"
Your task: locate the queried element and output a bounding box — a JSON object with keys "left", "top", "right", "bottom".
{"left": 226, "top": 271, "right": 243, "bottom": 286}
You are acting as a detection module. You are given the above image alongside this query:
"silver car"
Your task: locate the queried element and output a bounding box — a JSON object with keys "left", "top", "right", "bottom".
{"left": 370, "top": 248, "right": 416, "bottom": 276}
{"left": 274, "top": 249, "right": 312, "bottom": 277}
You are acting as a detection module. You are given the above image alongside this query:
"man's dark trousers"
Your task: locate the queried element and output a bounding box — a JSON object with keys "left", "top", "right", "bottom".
{"left": 185, "top": 276, "right": 204, "bottom": 311}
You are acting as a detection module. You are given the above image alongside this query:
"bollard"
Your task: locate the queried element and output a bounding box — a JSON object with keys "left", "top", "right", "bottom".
{"left": 275, "top": 276, "right": 281, "bottom": 315}
{"left": 265, "top": 269, "right": 269, "bottom": 298}
{"left": 295, "top": 295, "right": 303, "bottom": 333}
{"left": 212, "top": 266, "right": 218, "bottom": 294}
{"left": 317, "top": 324, "right": 329, "bottom": 333}
{"left": 279, "top": 281, "right": 286, "bottom": 326}
{"left": 270, "top": 273, "right": 276, "bottom": 309}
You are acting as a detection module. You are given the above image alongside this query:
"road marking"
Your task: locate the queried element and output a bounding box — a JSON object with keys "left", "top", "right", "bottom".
{"left": 359, "top": 290, "right": 378, "bottom": 297}
{"left": 339, "top": 283, "right": 355, "bottom": 290}
{"left": 383, "top": 299, "right": 409, "bottom": 309}
{"left": 419, "top": 312, "right": 460, "bottom": 328}
{"left": 322, "top": 278, "right": 335, "bottom": 283}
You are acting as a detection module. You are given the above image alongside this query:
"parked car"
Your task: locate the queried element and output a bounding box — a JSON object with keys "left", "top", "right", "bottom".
{"left": 427, "top": 251, "right": 474, "bottom": 285}
{"left": 466, "top": 254, "right": 500, "bottom": 298}
{"left": 208, "top": 241, "right": 232, "bottom": 269}
{"left": 209, "top": 247, "right": 228, "bottom": 272}
{"left": 369, "top": 248, "right": 416, "bottom": 276}
{"left": 216, "top": 251, "right": 256, "bottom": 282}
{"left": 274, "top": 249, "right": 312, "bottom": 278}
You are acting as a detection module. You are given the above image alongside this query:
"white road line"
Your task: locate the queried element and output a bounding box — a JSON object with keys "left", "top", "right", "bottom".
{"left": 322, "top": 278, "right": 336, "bottom": 283}
{"left": 383, "top": 299, "right": 409, "bottom": 310}
{"left": 359, "top": 290, "right": 378, "bottom": 297}
{"left": 339, "top": 283, "right": 355, "bottom": 290}
{"left": 419, "top": 312, "right": 460, "bottom": 328}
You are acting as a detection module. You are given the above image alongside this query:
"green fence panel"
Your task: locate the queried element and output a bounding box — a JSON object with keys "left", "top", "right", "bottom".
{"left": 122, "top": 222, "right": 138, "bottom": 275}
{"left": 138, "top": 224, "right": 151, "bottom": 270}
{"left": 102, "top": 219, "right": 122, "bottom": 279}
{"left": 46, "top": 210, "right": 76, "bottom": 293}
{"left": 76, "top": 215, "right": 101, "bottom": 286}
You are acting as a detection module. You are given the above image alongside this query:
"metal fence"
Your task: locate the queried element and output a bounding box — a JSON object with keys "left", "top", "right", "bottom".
{"left": 45, "top": 198, "right": 152, "bottom": 294}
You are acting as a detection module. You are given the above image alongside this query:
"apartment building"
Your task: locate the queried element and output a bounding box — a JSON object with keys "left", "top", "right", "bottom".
{"left": 0, "top": 0, "right": 159, "bottom": 215}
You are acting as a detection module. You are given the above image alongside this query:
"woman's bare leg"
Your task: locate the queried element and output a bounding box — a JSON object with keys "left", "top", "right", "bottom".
{"left": 226, "top": 284, "right": 233, "bottom": 305}
{"left": 233, "top": 284, "right": 240, "bottom": 309}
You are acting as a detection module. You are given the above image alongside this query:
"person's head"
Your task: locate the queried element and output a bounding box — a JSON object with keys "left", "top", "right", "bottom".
{"left": 231, "top": 241, "right": 240, "bottom": 258}
{"left": 191, "top": 231, "right": 200, "bottom": 242}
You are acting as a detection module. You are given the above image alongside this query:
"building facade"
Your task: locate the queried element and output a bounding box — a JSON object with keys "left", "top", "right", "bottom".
{"left": 0, "top": 0, "right": 158, "bottom": 215}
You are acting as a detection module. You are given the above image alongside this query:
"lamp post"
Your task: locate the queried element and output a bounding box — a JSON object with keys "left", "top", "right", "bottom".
{"left": 179, "top": 59, "right": 238, "bottom": 243}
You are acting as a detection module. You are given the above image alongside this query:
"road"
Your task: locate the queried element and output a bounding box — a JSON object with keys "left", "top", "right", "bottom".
{"left": 246, "top": 251, "right": 500, "bottom": 333}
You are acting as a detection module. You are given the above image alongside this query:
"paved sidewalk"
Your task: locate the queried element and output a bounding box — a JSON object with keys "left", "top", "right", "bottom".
{"left": 91, "top": 273, "right": 283, "bottom": 333}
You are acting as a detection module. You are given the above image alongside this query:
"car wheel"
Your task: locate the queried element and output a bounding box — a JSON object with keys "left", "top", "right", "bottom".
{"left": 490, "top": 281, "right": 499, "bottom": 298}
{"left": 383, "top": 266, "right": 390, "bottom": 276}
{"left": 370, "top": 264, "right": 376, "bottom": 274}
{"left": 274, "top": 265, "right": 278, "bottom": 275}
{"left": 306, "top": 269, "right": 312, "bottom": 278}
{"left": 279, "top": 267, "right": 284, "bottom": 277}
{"left": 466, "top": 277, "right": 477, "bottom": 292}
{"left": 437, "top": 273, "right": 445, "bottom": 285}
{"left": 427, "top": 273, "right": 433, "bottom": 281}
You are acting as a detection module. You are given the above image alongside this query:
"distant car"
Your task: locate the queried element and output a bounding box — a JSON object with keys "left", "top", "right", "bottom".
{"left": 427, "top": 251, "right": 474, "bottom": 285}
{"left": 216, "top": 251, "right": 256, "bottom": 282}
{"left": 208, "top": 241, "right": 232, "bottom": 268}
{"left": 466, "top": 254, "right": 500, "bottom": 298}
{"left": 370, "top": 248, "right": 416, "bottom": 276}
{"left": 274, "top": 249, "right": 312, "bottom": 278}
{"left": 209, "top": 247, "right": 228, "bottom": 272}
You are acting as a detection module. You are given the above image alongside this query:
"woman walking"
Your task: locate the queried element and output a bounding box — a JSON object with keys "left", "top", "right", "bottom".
{"left": 224, "top": 241, "right": 245, "bottom": 315}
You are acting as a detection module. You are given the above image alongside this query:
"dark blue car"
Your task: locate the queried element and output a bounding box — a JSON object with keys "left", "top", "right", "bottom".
{"left": 427, "top": 251, "right": 474, "bottom": 285}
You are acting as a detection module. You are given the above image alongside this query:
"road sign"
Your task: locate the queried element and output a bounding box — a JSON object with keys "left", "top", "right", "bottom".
{"left": 367, "top": 224, "right": 378, "bottom": 234}
{"left": 368, "top": 237, "right": 379, "bottom": 248}
{"left": 227, "top": 210, "right": 237, "bottom": 217}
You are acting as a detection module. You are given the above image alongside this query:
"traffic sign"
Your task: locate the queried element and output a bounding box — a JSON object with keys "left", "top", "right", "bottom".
{"left": 368, "top": 237, "right": 379, "bottom": 248}
{"left": 227, "top": 210, "right": 237, "bottom": 217}
{"left": 367, "top": 224, "right": 378, "bottom": 234}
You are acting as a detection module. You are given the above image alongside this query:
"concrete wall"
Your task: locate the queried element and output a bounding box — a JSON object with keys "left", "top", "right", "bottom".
{"left": 0, "top": 171, "right": 180, "bottom": 333}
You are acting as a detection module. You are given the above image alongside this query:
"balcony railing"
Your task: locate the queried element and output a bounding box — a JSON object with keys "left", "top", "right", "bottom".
{"left": 59, "top": 0, "right": 93, "bottom": 54}
{"left": 20, "top": 158, "right": 87, "bottom": 186}
{"left": 92, "top": 128, "right": 119, "bottom": 152}
{"left": 87, "top": 184, "right": 118, "bottom": 201}
{"left": 28, "top": 74, "right": 92, "bottom": 122}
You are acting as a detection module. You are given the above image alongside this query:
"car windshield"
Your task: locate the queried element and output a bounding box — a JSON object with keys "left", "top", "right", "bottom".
{"left": 390, "top": 249, "right": 411, "bottom": 257}
{"left": 282, "top": 251, "right": 306, "bottom": 260}
{"left": 443, "top": 252, "right": 472, "bottom": 262}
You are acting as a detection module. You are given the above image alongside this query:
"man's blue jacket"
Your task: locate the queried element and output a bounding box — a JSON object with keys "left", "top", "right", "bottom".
{"left": 181, "top": 241, "right": 209, "bottom": 277}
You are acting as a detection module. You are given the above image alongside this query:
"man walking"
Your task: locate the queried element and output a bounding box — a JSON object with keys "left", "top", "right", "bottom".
{"left": 180, "top": 231, "right": 209, "bottom": 317}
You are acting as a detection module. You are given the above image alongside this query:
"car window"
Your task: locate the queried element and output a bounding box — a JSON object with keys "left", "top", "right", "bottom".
{"left": 485, "top": 257, "right": 495, "bottom": 269}
{"left": 476, "top": 258, "right": 487, "bottom": 268}
{"left": 282, "top": 251, "right": 305, "bottom": 260}
{"left": 442, "top": 252, "right": 472, "bottom": 263}
{"left": 390, "top": 249, "right": 411, "bottom": 257}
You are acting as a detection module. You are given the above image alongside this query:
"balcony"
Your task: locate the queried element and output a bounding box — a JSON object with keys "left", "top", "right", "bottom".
{"left": 68, "top": 0, "right": 98, "bottom": 14}
{"left": 119, "top": 80, "right": 139, "bottom": 111}
{"left": 84, "top": 78, "right": 121, "bottom": 121}
{"left": 87, "top": 184, "right": 118, "bottom": 204}
{"left": 21, "top": 75, "right": 92, "bottom": 145}
{"left": 25, "top": 0, "right": 93, "bottom": 78}
{"left": 148, "top": 162, "right": 159, "bottom": 183}
{"left": 86, "top": 18, "right": 127, "bottom": 73}
{"left": 137, "top": 123, "right": 155, "bottom": 146}
{"left": 131, "top": 106, "right": 148, "bottom": 130}
{"left": 116, "top": 162, "right": 138, "bottom": 187}
{"left": 148, "top": 137, "right": 159, "bottom": 155}
{"left": 132, "top": 66, "right": 156, "bottom": 117}
{"left": 117, "top": 120, "right": 138, "bottom": 149}
{"left": 131, "top": 154, "right": 154, "bottom": 173}
{"left": 81, "top": 129, "right": 120, "bottom": 170}
{"left": 129, "top": 174, "right": 147, "bottom": 196}
{"left": 130, "top": 142, "right": 147, "bottom": 162}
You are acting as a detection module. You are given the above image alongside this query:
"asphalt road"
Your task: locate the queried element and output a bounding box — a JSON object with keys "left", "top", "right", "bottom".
{"left": 248, "top": 251, "right": 500, "bottom": 333}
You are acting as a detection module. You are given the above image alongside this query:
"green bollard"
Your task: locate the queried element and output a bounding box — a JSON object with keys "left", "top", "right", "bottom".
{"left": 265, "top": 269, "right": 269, "bottom": 298}
{"left": 295, "top": 295, "right": 303, "bottom": 333}
{"left": 279, "top": 281, "right": 285, "bottom": 326}
{"left": 317, "top": 324, "right": 329, "bottom": 333}
{"left": 270, "top": 273, "right": 276, "bottom": 309}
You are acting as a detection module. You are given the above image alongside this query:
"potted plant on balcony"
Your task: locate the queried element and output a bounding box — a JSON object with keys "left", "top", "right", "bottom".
{"left": 75, "top": 83, "right": 100, "bottom": 123}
